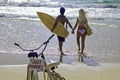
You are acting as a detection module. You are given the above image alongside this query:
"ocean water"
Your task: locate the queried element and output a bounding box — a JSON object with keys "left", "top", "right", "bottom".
{"left": 0, "top": 0, "right": 120, "bottom": 63}
{"left": 0, "top": 0, "right": 120, "bottom": 19}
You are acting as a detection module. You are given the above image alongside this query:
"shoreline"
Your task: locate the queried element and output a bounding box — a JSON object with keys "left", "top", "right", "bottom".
{"left": 0, "top": 53, "right": 120, "bottom": 65}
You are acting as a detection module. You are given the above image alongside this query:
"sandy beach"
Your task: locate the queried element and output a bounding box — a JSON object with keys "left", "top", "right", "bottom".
{"left": 0, "top": 54, "right": 120, "bottom": 80}
{"left": 0, "top": 62, "right": 120, "bottom": 80}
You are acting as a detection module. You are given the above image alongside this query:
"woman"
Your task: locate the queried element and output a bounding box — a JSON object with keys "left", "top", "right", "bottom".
{"left": 72, "top": 9, "right": 88, "bottom": 56}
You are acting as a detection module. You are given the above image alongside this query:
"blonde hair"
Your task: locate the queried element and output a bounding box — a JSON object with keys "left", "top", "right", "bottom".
{"left": 78, "top": 9, "right": 87, "bottom": 23}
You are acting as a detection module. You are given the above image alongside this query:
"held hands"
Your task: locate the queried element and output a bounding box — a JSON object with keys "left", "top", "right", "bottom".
{"left": 71, "top": 29, "right": 74, "bottom": 34}
{"left": 71, "top": 31, "right": 74, "bottom": 34}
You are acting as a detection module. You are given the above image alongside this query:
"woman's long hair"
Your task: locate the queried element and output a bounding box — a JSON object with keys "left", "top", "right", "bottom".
{"left": 78, "top": 9, "right": 87, "bottom": 23}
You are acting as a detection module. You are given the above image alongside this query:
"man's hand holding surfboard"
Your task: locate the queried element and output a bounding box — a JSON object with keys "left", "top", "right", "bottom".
{"left": 37, "top": 12, "right": 69, "bottom": 38}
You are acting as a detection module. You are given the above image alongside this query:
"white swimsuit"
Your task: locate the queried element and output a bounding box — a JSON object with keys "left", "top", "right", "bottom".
{"left": 78, "top": 29, "right": 86, "bottom": 34}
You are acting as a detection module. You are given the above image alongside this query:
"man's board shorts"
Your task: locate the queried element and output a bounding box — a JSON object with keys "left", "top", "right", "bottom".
{"left": 57, "top": 36, "right": 65, "bottom": 42}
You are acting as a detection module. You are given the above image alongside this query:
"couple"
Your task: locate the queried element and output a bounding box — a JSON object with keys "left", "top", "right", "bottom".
{"left": 51, "top": 7, "right": 89, "bottom": 62}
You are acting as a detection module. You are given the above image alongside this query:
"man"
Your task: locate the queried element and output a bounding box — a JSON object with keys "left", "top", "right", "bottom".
{"left": 51, "top": 7, "right": 73, "bottom": 62}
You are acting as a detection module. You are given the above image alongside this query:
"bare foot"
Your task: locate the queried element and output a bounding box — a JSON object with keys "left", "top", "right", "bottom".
{"left": 61, "top": 52, "right": 67, "bottom": 56}
{"left": 78, "top": 49, "right": 80, "bottom": 52}
{"left": 81, "top": 52, "right": 86, "bottom": 57}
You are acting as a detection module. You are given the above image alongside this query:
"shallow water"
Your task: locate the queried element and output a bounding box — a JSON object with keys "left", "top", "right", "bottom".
{"left": 0, "top": 18, "right": 120, "bottom": 63}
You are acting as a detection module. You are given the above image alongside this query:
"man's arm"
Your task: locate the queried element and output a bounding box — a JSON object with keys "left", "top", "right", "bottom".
{"left": 51, "top": 19, "right": 58, "bottom": 32}
{"left": 73, "top": 18, "right": 78, "bottom": 31}
{"left": 71, "top": 18, "right": 78, "bottom": 34}
{"left": 66, "top": 18, "right": 73, "bottom": 30}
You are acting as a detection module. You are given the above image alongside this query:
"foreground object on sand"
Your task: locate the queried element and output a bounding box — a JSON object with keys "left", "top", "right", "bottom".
{"left": 14, "top": 34, "right": 65, "bottom": 80}
{"left": 37, "top": 12, "right": 69, "bottom": 38}
{"left": 27, "top": 59, "right": 64, "bottom": 80}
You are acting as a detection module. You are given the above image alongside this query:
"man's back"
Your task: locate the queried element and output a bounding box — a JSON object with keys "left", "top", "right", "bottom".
{"left": 56, "top": 15, "right": 68, "bottom": 25}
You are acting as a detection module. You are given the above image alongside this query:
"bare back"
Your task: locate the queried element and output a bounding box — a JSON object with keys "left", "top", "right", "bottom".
{"left": 52, "top": 15, "right": 73, "bottom": 31}
{"left": 52, "top": 15, "right": 73, "bottom": 32}
{"left": 56, "top": 15, "right": 68, "bottom": 25}
{"left": 77, "top": 17, "right": 87, "bottom": 30}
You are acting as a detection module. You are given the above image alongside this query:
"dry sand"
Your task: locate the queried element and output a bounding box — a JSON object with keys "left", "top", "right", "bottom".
{"left": 0, "top": 54, "right": 120, "bottom": 80}
{"left": 0, "top": 63, "right": 120, "bottom": 80}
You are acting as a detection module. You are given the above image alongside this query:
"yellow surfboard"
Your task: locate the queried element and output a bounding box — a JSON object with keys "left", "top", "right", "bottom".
{"left": 37, "top": 12, "right": 69, "bottom": 38}
{"left": 86, "top": 24, "right": 92, "bottom": 36}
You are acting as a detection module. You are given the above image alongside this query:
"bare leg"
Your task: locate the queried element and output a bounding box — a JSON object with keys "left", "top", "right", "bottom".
{"left": 77, "top": 38, "right": 80, "bottom": 51}
{"left": 81, "top": 34, "right": 86, "bottom": 56}
{"left": 59, "top": 42, "right": 64, "bottom": 62}
{"left": 59, "top": 54, "right": 63, "bottom": 62}
{"left": 59, "top": 42, "right": 65, "bottom": 55}
{"left": 77, "top": 31, "right": 81, "bottom": 51}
